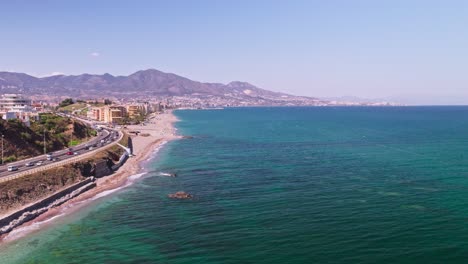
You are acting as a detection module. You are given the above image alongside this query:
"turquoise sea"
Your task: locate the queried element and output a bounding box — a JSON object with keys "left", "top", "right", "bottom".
{"left": 2, "top": 106, "right": 468, "bottom": 263}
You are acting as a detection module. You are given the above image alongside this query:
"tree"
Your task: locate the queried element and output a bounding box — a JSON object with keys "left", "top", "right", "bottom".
{"left": 59, "top": 98, "right": 74, "bottom": 107}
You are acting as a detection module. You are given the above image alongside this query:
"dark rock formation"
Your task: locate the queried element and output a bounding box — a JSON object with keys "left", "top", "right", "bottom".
{"left": 168, "top": 191, "right": 192, "bottom": 199}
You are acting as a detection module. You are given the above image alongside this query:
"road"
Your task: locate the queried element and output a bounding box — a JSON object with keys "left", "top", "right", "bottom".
{"left": 0, "top": 128, "right": 121, "bottom": 180}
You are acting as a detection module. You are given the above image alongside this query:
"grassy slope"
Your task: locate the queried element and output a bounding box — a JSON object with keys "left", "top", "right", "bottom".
{"left": 0, "top": 114, "right": 95, "bottom": 163}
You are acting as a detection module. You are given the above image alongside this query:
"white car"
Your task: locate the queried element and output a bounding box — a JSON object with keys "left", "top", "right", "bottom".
{"left": 7, "top": 165, "right": 18, "bottom": 171}
{"left": 35, "top": 161, "right": 43, "bottom": 166}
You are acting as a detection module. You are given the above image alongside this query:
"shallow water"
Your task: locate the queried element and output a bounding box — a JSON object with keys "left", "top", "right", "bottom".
{"left": 2, "top": 107, "right": 468, "bottom": 263}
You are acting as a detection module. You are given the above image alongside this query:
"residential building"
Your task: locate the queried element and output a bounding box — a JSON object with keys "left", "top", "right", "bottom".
{"left": 103, "top": 106, "right": 126, "bottom": 123}
{"left": 0, "top": 94, "right": 39, "bottom": 125}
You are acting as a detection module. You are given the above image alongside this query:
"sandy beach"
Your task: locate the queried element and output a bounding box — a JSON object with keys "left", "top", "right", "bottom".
{"left": 1, "top": 110, "right": 181, "bottom": 242}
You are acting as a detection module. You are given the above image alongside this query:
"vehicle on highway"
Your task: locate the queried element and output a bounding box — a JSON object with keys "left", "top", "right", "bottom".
{"left": 73, "top": 151, "right": 79, "bottom": 155}
{"left": 36, "top": 161, "right": 43, "bottom": 166}
{"left": 46, "top": 153, "right": 54, "bottom": 161}
{"left": 7, "top": 165, "right": 18, "bottom": 172}
{"left": 52, "top": 157, "right": 59, "bottom": 161}
{"left": 67, "top": 151, "right": 73, "bottom": 155}
{"left": 25, "top": 162, "right": 34, "bottom": 167}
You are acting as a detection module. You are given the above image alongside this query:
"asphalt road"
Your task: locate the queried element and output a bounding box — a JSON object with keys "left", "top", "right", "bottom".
{"left": 0, "top": 128, "right": 121, "bottom": 179}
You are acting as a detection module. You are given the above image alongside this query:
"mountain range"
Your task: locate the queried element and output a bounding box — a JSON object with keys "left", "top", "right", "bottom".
{"left": 0, "top": 69, "right": 324, "bottom": 106}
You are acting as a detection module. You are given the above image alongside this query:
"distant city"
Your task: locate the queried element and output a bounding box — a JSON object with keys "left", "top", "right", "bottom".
{"left": 0, "top": 69, "right": 400, "bottom": 120}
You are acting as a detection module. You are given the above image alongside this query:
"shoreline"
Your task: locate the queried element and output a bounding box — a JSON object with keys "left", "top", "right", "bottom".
{"left": 0, "top": 110, "right": 181, "bottom": 243}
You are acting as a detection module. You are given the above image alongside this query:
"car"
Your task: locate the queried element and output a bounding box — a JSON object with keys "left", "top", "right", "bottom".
{"left": 25, "top": 162, "right": 34, "bottom": 167}
{"left": 46, "top": 153, "right": 54, "bottom": 161}
{"left": 7, "top": 165, "right": 18, "bottom": 172}
{"left": 67, "top": 151, "right": 73, "bottom": 155}
{"left": 73, "top": 151, "right": 79, "bottom": 155}
{"left": 52, "top": 157, "right": 60, "bottom": 161}
{"left": 35, "top": 161, "right": 43, "bottom": 166}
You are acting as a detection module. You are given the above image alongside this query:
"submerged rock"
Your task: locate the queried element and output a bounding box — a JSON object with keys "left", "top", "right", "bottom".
{"left": 182, "top": 136, "right": 194, "bottom": 139}
{"left": 168, "top": 191, "right": 192, "bottom": 199}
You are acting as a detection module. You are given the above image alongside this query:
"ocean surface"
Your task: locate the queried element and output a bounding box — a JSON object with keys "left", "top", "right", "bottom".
{"left": 2, "top": 106, "right": 468, "bottom": 263}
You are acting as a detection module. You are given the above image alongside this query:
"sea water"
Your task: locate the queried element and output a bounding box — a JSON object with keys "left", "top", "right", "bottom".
{"left": 2, "top": 107, "right": 468, "bottom": 263}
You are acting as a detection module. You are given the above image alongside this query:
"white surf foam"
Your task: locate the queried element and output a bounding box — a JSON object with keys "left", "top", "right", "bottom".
{"left": 91, "top": 172, "right": 147, "bottom": 201}
{"left": 3, "top": 213, "right": 66, "bottom": 241}
{"left": 145, "top": 140, "right": 168, "bottom": 162}
{"left": 3, "top": 172, "right": 148, "bottom": 242}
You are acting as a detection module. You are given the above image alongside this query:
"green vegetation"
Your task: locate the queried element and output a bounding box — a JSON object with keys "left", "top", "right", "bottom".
{"left": 59, "top": 98, "right": 74, "bottom": 108}
{"left": 0, "top": 113, "right": 96, "bottom": 163}
{"left": 118, "top": 113, "right": 147, "bottom": 125}
{"left": 70, "top": 140, "right": 80, "bottom": 146}
{"left": 57, "top": 102, "right": 88, "bottom": 113}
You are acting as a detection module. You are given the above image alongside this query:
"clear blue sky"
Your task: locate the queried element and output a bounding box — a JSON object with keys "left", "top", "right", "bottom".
{"left": 1, "top": 0, "right": 468, "bottom": 104}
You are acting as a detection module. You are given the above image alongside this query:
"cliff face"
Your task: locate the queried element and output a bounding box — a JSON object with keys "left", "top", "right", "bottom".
{"left": 0, "top": 165, "right": 85, "bottom": 214}
{"left": 0, "top": 139, "right": 125, "bottom": 215}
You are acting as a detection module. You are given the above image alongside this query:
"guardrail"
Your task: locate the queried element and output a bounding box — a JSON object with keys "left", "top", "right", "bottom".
{"left": 0, "top": 131, "right": 124, "bottom": 184}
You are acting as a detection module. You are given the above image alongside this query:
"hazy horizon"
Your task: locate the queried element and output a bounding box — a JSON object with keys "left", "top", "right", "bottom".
{"left": 1, "top": 1, "right": 468, "bottom": 104}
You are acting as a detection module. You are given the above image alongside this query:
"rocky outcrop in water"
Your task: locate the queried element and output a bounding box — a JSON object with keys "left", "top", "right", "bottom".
{"left": 168, "top": 191, "right": 192, "bottom": 199}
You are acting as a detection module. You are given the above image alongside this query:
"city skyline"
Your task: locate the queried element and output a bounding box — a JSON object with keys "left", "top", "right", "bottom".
{"left": 1, "top": 1, "right": 468, "bottom": 104}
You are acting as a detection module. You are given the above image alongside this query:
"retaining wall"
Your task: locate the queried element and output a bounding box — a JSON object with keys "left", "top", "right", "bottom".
{"left": 0, "top": 178, "right": 95, "bottom": 235}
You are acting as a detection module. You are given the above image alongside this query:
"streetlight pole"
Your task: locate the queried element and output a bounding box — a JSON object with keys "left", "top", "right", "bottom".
{"left": 1, "top": 134, "right": 4, "bottom": 165}
{"left": 43, "top": 128, "right": 46, "bottom": 155}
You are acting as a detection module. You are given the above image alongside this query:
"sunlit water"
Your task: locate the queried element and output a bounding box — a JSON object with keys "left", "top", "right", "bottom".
{"left": 2, "top": 107, "right": 468, "bottom": 263}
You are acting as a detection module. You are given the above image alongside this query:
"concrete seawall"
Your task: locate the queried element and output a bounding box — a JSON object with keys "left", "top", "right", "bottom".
{"left": 112, "top": 153, "right": 129, "bottom": 171}
{"left": 0, "top": 146, "right": 130, "bottom": 236}
{"left": 0, "top": 178, "right": 96, "bottom": 235}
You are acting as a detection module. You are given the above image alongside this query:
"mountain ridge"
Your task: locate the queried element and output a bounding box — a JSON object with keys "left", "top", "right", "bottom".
{"left": 0, "top": 69, "right": 324, "bottom": 106}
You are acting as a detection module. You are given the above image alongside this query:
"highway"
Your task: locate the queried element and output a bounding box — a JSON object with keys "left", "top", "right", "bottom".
{"left": 0, "top": 128, "right": 121, "bottom": 179}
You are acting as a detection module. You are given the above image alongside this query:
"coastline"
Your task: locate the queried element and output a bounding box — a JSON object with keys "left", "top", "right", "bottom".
{"left": 1, "top": 110, "right": 181, "bottom": 243}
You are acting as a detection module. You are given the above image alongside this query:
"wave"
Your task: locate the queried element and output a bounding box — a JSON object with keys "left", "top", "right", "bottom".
{"left": 144, "top": 140, "right": 168, "bottom": 162}
{"left": 91, "top": 172, "right": 147, "bottom": 201}
{"left": 1, "top": 138, "right": 172, "bottom": 243}
{"left": 3, "top": 172, "right": 148, "bottom": 242}
{"left": 3, "top": 213, "right": 66, "bottom": 242}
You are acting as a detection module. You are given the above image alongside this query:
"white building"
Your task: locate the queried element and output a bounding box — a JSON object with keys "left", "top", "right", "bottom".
{"left": 0, "top": 94, "right": 38, "bottom": 124}
{"left": 0, "top": 94, "right": 31, "bottom": 109}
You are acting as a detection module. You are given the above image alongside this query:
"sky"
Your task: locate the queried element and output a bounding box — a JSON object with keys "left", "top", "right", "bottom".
{"left": 1, "top": 0, "right": 468, "bottom": 104}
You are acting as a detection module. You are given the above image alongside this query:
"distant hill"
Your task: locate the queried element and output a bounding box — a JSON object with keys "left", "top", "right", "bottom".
{"left": 0, "top": 69, "right": 324, "bottom": 105}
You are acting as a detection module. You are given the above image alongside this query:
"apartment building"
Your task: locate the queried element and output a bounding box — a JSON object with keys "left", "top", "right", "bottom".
{"left": 0, "top": 94, "right": 39, "bottom": 124}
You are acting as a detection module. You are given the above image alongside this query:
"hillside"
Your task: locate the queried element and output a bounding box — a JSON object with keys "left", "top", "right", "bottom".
{"left": 0, "top": 69, "right": 325, "bottom": 105}
{"left": 0, "top": 115, "right": 95, "bottom": 163}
